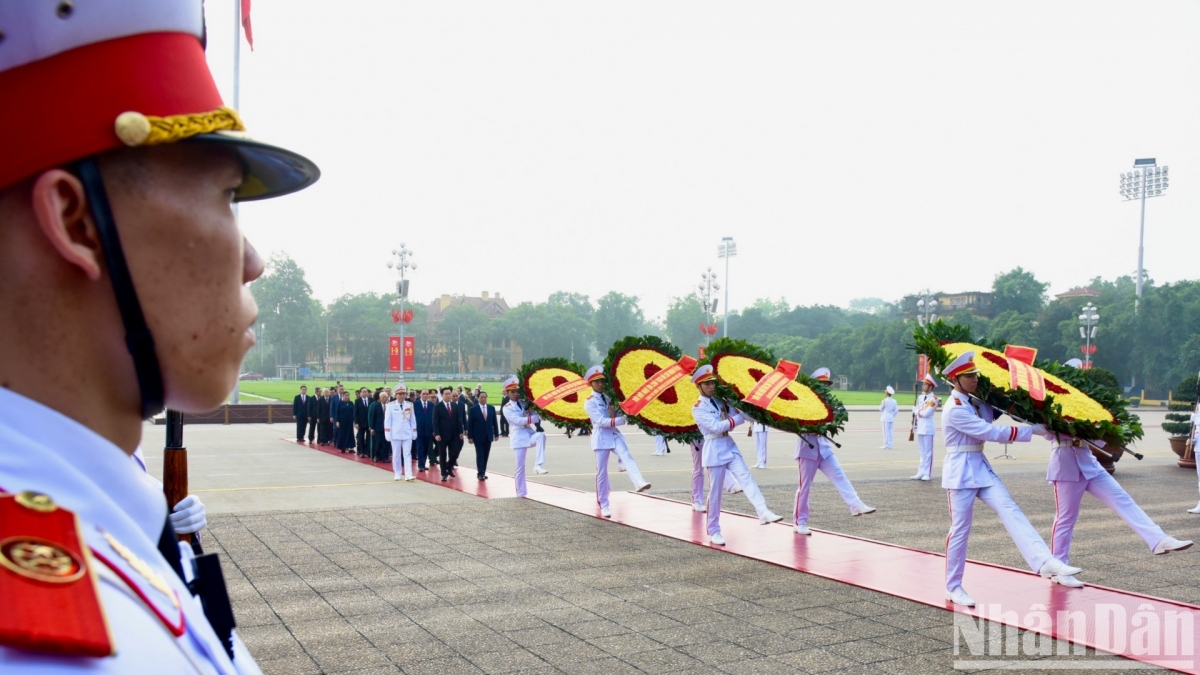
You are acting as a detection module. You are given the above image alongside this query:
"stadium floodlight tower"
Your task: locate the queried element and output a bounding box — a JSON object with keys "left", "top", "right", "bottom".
{"left": 717, "top": 237, "right": 737, "bottom": 337}
{"left": 1119, "top": 159, "right": 1169, "bottom": 312}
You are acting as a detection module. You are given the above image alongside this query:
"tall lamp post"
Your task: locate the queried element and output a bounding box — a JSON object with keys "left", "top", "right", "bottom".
{"left": 387, "top": 245, "right": 417, "bottom": 375}
{"left": 1079, "top": 302, "right": 1099, "bottom": 369}
{"left": 916, "top": 290, "right": 938, "bottom": 326}
{"left": 698, "top": 268, "right": 720, "bottom": 346}
{"left": 717, "top": 237, "right": 736, "bottom": 337}
{"left": 1119, "top": 159, "right": 1170, "bottom": 312}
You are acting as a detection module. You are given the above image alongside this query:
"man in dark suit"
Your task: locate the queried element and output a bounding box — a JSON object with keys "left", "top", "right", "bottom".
{"left": 467, "top": 391, "right": 499, "bottom": 480}
{"left": 316, "top": 388, "right": 332, "bottom": 445}
{"left": 354, "top": 387, "right": 371, "bottom": 457}
{"left": 292, "top": 385, "right": 312, "bottom": 442}
{"left": 368, "top": 391, "right": 388, "bottom": 461}
{"left": 304, "top": 387, "right": 320, "bottom": 441}
{"left": 329, "top": 384, "right": 344, "bottom": 438}
{"left": 414, "top": 389, "right": 435, "bottom": 471}
{"left": 433, "top": 386, "right": 464, "bottom": 481}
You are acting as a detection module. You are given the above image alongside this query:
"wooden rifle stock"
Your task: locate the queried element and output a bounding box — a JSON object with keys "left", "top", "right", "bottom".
{"left": 162, "top": 409, "right": 192, "bottom": 544}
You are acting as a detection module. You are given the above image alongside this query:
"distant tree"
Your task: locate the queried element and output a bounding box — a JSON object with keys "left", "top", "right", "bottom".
{"left": 753, "top": 334, "right": 813, "bottom": 365}
{"left": 439, "top": 305, "right": 491, "bottom": 372}
{"left": 250, "top": 253, "right": 319, "bottom": 366}
{"left": 1081, "top": 367, "right": 1121, "bottom": 396}
{"left": 665, "top": 294, "right": 706, "bottom": 353}
{"left": 324, "top": 292, "right": 396, "bottom": 371}
{"left": 992, "top": 267, "right": 1049, "bottom": 316}
{"left": 593, "top": 292, "right": 645, "bottom": 353}
{"left": 848, "top": 297, "right": 888, "bottom": 315}
{"left": 986, "top": 311, "right": 1037, "bottom": 347}
{"left": 749, "top": 297, "right": 790, "bottom": 318}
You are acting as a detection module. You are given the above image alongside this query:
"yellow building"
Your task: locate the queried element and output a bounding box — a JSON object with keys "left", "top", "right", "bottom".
{"left": 425, "top": 292, "right": 524, "bottom": 373}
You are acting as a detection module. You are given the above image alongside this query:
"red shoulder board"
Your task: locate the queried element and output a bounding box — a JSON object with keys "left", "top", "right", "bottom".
{"left": 693, "top": 400, "right": 701, "bottom": 407}
{"left": 954, "top": 399, "right": 963, "bottom": 405}
{"left": 0, "top": 491, "right": 114, "bottom": 656}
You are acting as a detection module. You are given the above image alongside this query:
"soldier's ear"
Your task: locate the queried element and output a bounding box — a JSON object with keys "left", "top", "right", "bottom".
{"left": 29, "top": 169, "right": 103, "bottom": 281}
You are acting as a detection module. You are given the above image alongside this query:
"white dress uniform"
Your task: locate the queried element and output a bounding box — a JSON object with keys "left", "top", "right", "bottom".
{"left": 942, "top": 387, "right": 1056, "bottom": 594}
{"left": 384, "top": 397, "right": 418, "bottom": 480}
{"left": 653, "top": 435, "right": 668, "bottom": 456}
{"left": 1047, "top": 438, "right": 1176, "bottom": 562}
{"left": 583, "top": 370, "right": 650, "bottom": 514}
{"left": 501, "top": 380, "right": 539, "bottom": 498}
{"left": 751, "top": 423, "right": 769, "bottom": 468}
{"left": 1191, "top": 407, "right": 1200, "bottom": 513}
{"left": 0, "top": 388, "right": 260, "bottom": 674}
{"left": 793, "top": 434, "right": 872, "bottom": 531}
{"left": 531, "top": 428, "right": 548, "bottom": 471}
{"left": 690, "top": 371, "right": 780, "bottom": 538}
{"left": 913, "top": 384, "right": 939, "bottom": 480}
{"left": 879, "top": 389, "right": 898, "bottom": 449}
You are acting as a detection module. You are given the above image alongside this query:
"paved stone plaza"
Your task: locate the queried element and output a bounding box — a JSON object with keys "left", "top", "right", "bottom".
{"left": 148, "top": 409, "right": 1199, "bottom": 673}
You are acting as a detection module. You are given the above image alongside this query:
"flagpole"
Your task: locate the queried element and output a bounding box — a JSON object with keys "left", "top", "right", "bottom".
{"left": 230, "top": 0, "right": 243, "bottom": 403}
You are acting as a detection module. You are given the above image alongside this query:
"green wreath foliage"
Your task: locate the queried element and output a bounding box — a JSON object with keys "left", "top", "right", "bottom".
{"left": 602, "top": 335, "right": 702, "bottom": 445}
{"left": 698, "top": 338, "right": 848, "bottom": 439}
{"left": 515, "top": 357, "right": 593, "bottom": 433}
{"left": 911, "top": 321, "right": 1142, "bottom": 446}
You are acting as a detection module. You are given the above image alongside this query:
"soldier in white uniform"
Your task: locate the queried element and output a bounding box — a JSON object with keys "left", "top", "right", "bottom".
{"left": 690, "top": 365, "right": 782, "bottom": 545}
{"left": 879, "top": 385, "right": 899, "bottom": 448}
{"left": 653, "top": 434, "right": 669, "bottom": 456}
{"left": 939, "top": 352, "right": 1081, "bottom": 606}
{"left": 0, "top": 1, "right": 320, "bottom": 670}
{"left": 911, "top": 374, "right": 940, "bottom": 481}
{"left": 1043, "top": 362, "right": 1191, "bottom": 586}
{"left": 583, "top": 366, "right": 651, "bottom": 518}
{"left": 1190, "top": 402, "right": 1200, "bottom": 514}
{"left": 793, "top": 368, "right": 875, "bottom": 535}
{"left": 501, "top": 377, "right": 539, "bottom": 498}
{"left": 750, "top": 422, "right": 769, "bottom": 468}
{"left": 385, "top": 382, "right": 418, "bottom": 481}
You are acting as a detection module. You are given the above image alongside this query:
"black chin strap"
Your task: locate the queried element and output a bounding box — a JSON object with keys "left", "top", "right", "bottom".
{"left": 76, "top": 158, "right": 165, "bottom": 419}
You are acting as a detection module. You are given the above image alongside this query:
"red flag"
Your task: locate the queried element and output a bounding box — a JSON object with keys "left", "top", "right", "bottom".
{"left": 241, "top": 0, "right": 254, "bottom": 50}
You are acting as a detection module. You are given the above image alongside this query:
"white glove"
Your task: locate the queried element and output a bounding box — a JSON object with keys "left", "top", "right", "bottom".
{"left": 530, "top": 413, "right": 541, "bottom": 425}
{"left": 1029, "top": 423, "right": 1054, "bottom": 439}
{"left": 615, "top": 416, "right": 628, "bottom": 426}
{"left": 169, "top": 495, "right": 207, "bottom": 535}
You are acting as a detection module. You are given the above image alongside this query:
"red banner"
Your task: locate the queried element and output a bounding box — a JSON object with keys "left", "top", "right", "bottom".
{"left": 402, "top": 336, "right": 415, "bottom": 372}
{"left": 388, "top": 336, "right": 401, "bottom": 371}
{"left": 1004, "top": 345, "right": 1045, "bottom": 402}
{"left": 916, "top": 354, "right": 929, "bottom": 382}
{"left": 620, "top": 356, "right": 698, "bottom": 416}
{"left": 743, "top": 360, "right": 801, "bottom": 409}
{"left": 534, "top": 376, "right": 590, "bottom": 408}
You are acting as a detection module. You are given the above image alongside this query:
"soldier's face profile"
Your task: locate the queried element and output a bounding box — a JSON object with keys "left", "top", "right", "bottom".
{"left": 102, "top": 143, "right": 259, "bottom": 411}
{"left": 699, "top": 381, "right": 717, "bottom": 397}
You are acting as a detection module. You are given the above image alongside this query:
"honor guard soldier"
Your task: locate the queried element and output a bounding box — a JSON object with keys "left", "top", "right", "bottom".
{"left": 690, "top": 366, "right": 782, "bottom": 545}
{"left": 940, "top": 352, "right": 1080, "bottom": 607}
{"left": 1189, "top": 400, "right": 1200, "bottom": 515}
{"left": 385, "top": 382, "right": 418, "bottom": 481}
{"left": 911, "top": 373, "right": 940, "bottom": 481}
{"left": 749, "top": 422, "right": 769, "bottom": 469}
{"left": 0, "top": 1, "right": 320, "bottom": 671}
{"left": 583, "top": 366, "right": 651, "bottom": 518}
{"left": 1042, "top": 363, "right": 1191, "bottom": 587}
{"left": 879, "top": 385, "right": 899, "bottom": 448}
{"left": 793, "top": 368, "right": 875, "bottom": 536}
{"left": 502, "top": 377, "right": 539, "bottom": 497}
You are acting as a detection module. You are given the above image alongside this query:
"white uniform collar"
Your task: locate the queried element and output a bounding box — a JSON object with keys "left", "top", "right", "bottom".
{"left": 0, "top": 387, "right": 167, "bottom": 547}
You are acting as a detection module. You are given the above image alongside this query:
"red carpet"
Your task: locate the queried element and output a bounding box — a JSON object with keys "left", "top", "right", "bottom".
{"left": 287, "top": 438, "right": 1200, "bottom": 672}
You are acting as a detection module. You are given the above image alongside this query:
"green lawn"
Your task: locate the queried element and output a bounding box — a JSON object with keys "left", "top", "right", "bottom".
{"left": 238, "top": 380, "right": 507, "bottom": 403}
{"left": 238, "top": 380, "right": 910, "bottom": 406}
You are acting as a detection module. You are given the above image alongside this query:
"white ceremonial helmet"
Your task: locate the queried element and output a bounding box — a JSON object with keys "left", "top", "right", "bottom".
{"left": 885, "top": 385, "right": 895, "bottom": 395}
{"left": 503, "top": 376, "right": 520, "bottom": 392}
{"left": 585, "top": 366, "right": 607, "bottom": 383}
{"left": 811, "top": 367, "right": 832, "bottom": 382}
{"left": 691, "top": 365, "right": 715, "bottom": 385}
{"left": 1064, "top": 358, "right": 1083, "bottom": 369}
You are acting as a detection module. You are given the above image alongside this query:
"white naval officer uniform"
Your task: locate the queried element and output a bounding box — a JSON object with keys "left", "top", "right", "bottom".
{"left": 941, "top": 388, "right": 1053, "bottom": 593}
{"left": 584, "top": 388, "right": 649, "bottom": 512}
{"left": 879, "top": 389, "right": 898, "bottom": 448}
{"left": 0, "top": 388, "right": 260, "bottom": 674}
{"left": 385, "top": 396, "right": 418, "bottom": 480}
{"left": 913, "top": 389, "right": 939, "bottom": 480}
{"left": 793, "top": 434, "right": 872, "bottom": 529}
{"left": 502, "top": 393, "right": 539, "bottom": 498}
{"left": 751, "top": 423, "right": 769, "bottom": 468}
{"left": 692, "top": 393, "right": 777, "bottom": 536}
{"left": 689, "top": 439, "right": 742, "bottom": 511}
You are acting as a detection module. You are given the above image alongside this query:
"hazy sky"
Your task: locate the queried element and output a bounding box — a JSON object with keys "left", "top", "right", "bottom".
{"left": 202, "top": 1, "right": 1199, "bottom": 320}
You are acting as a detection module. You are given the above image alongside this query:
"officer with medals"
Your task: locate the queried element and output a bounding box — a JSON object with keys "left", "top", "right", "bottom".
{"left": 1042, "top": 362, "right": 1191, "bottom": 587}
{"left": 940, "top": 352, "right": 1081, "bottom": 607}
{"left": 501, "top": 377, "right": 538, "bottom": 497}
{"left": 792, "top": 368, "right": 875, "bottom": 536}
{"left": 582, "top": 366, "right": 651, "bottom": 518}
{"left": 385, "top": 382, "right": 418, "bottom": 481}
{"left": 0, "top": 2, "right": 319, "bottom": 670}
{"left": 911, "top": 373, "right": 940, "bottom": 481}
{"left": 690, "top": 365, "right": 782, "bottom": 545}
